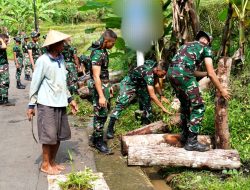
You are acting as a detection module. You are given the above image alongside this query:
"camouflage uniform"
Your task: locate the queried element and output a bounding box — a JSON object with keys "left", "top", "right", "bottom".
{"left": 22, "top": 40, "right": 32, "bottom": 77}
{"left": 62, "top": 44, "right": 78, "bottom": 94}
{"left": 167, "top": 41, "right": 213, "bottom": 133}
{"left": 88, "top": 48, "right": 111, "bottom": 137}
{"left": 27, "top": 41, "right": 41, "bottom": 65}
{"left": 13, "top": 44, "right": 24, "bottom": 81}
{"left": 110, "top": 60, "right": 156, "bottom": 123}
{"left": 0, "top": 48, "right": 9, "bottom": 102}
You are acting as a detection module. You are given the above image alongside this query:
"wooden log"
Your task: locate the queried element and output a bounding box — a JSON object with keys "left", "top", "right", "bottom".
{"left": 128, "top": 145, "right": 241, "bottom": 169}
{"left": 121, "top": 134, "right": 212, "bottom": 155}
{"left": 198, "top": 76, "right": 211, "bottom": 91}
{"left": 125, "top": 120, "right": 166, "bottom": 136}
{"left": 215, "top": 57, "right": 232, "bottom": 149}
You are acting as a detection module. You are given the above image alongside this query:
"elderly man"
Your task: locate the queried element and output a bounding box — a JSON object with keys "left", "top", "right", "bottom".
{"left": 27, "top": 30, "right": 78, "bottom": 175}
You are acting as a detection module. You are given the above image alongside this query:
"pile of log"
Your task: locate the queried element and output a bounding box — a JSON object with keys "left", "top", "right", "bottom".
{"left": 122, "top": 120, "right": 241, "bottom": 170}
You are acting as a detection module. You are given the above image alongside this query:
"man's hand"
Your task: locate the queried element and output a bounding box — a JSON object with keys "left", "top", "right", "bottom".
{"left": 99, "top": 96, "right": 107, "bottom": 107}
{"left": 161, "top": 96, "right": 170, "bottom": 104}
{"left": 221, "top": 88, "right": 231, "bottom": 101}
{"left": 27, "top": 109, "right": 35, "bottom": 121}
{"left": 70, "top": 100, "right": 78, "bottom": 115}
{"left": 162, "top": 107, "right": 173, "bottom": 115}
{"left": 16, "top": 63, "right": 20, "bottom": 69}
{"left": 110, "top": 86, "right": 114, "bottom": 98}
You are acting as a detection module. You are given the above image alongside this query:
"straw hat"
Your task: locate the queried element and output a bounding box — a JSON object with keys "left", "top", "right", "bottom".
{"left": 42, "top": 30, "right": 71, "bottom": 47}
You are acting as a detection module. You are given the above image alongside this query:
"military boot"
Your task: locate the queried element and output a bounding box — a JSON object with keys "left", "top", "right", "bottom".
{"left": 16, "top": 81, "right": 25, "bottom": 89}
{"left": 106, "top": 117, "right": 116, "bottom": 139}
{"left": 27, "top": 75, "right": 32, "bottom": 81}
{"left": 180, "top": 126, "right": 189, "bottom": 145}
{"left": 184, "top": 132, "right": 210, "bottom": 152}
{"left": 2, "top": 97, "right": 15, "bottom": 106}
{"left": 93, "top": 136, "right": 112, "bottom": 154}
{"left": 24, "top": 74, "right": 28, "bottom": 80}
{"left": 141, "top": 116, "right": 151, "bottom": 125}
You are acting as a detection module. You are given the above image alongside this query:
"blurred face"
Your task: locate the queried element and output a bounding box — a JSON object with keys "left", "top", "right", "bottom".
{"left": 199, "top": 37, "right": 209, "bottom": 46}
{"left": 104, "top": 37, "right": 116, "bottom": 49}
{"left": 32, "top": 36, "right": 39, "bottom": 42}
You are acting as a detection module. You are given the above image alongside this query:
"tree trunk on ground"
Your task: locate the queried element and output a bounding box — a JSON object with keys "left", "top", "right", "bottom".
{"left": 121, "top": 134, "right": 212, "bottom": 155}
{"left": 128, "top": 145, "right": 241, "bottom": 169}
{"left": 215, "top": 57, "right": 232, "bottom": 149}
{"left": 125, "top": 121, "right": 167, "bottom": 136}
{"left": 198, "top": 76, "right": 211, "bottom": 91}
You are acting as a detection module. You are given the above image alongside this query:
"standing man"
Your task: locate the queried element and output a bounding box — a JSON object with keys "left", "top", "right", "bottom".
{"left": 88, "top": 29, "right": 117, "bottom": 154}
{"left": 62, "top": 38, "right": 80, "bottom": 94}
{"left": 26, "top": 30, "right": 78, "bottom": 175}
{"left": 22, "top": 34, "right": 32, "bottom": 81}
{"left": 106, "top": 60, "right": 172, "bottom": 139}
{"left": 13, "top": 36, "right": 25, "bottom": 89}
{"left": 28, "top": 31, "right": 41, "bottom": 70}
{"left": 167, "top": 31, "right": 231, "bottom": 152}
{"left": 0, "top": 34, "right": 14, "bottom": 105}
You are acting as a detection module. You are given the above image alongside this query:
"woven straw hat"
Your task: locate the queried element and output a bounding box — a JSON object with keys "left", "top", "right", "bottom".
{"left": 42, "top": 30, "right": 71, "bottom": 47}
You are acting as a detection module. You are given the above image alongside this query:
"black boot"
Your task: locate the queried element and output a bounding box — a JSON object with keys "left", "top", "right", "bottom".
{"left": 27, "top": 75, "right": 32, "bottom": 81}
{"left": 184, "top": 132, "right": 210, "bottom": 152}
{"left": 141, "top": 116, "right": 151, "bottom": 125}
{"left": 1, "top": 97, "right": 15, "bottom": 106}
{"left": 17, "top": 81, "right": 25, "bottom": 89}
{"left": 106, "top": 117, "right": 116, "bottom": 139}
{"left": 180, "top": 126, "right": 188, "bottom": 145}
{"left": 93, "top": 136, "right": 112, "bottom": 154}
{"left": 24, "top": 74, "right": 28, "bottom": 80}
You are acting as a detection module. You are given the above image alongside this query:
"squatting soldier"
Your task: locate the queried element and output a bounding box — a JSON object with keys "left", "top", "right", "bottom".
{"left": 167, "top": 31, "right": 230, "bottom": 152}
{"left": 13, "top": 37, "right": 25, "bottom": 89}
{"left": 0, "top": 34, "right": 14, "bottom": 105}
{"left": 88, "top": 29, "right": 117, "bottom": 154}
{"left": 106, "top": 60, "right": 172, "bottom": 139}
{"left": 22, "top": 34, "right": 32, "bottom": 81}
{"left": 28, "top": 31, "right": 41, "bottom": 70}
{"left": 62, "top": 38, "right": 80, "bottom": 94}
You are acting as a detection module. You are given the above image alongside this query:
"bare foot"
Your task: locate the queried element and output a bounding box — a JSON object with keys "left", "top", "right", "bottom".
{"left": 50, "top": 161, "right": 66, "bottom": 171}
{"left": 40, "top": 165, "right": 61, "bottom": 175}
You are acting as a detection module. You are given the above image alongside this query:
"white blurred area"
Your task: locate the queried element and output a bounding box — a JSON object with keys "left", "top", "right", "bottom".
{"left": 114, "top": 0, "right": 163, "bottom": 53}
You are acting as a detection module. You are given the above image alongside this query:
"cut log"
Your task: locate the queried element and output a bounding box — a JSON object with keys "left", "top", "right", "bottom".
{"left": 125, "top": 120, "right": 166, "bottom": 136}
{"left": 215, "top": 57, "right": 232, "bottom": 149}
{"left": 121, "top": 134, "right": 212, "bottom": 155}
{"left": 128, "top": 145, "right": 241, "bottom": 169}
{"left": 198, "top": 76, "right": 211, "bottom": 91}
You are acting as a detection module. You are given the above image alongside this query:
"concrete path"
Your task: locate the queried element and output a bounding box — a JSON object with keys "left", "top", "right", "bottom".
{"left": 0, "top": 62, "right": 96, "bottom": 190}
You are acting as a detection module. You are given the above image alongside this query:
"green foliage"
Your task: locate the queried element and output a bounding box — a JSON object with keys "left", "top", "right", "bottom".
{"left": 73, "top": 95, "right": 93, "bottom": 117}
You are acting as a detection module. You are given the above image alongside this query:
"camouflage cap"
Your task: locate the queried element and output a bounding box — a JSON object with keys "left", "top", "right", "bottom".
{"left": 195, "top": 31, "right": 213, "bottom": 44}
{"left": 144, "top": 60, "right": 157, "bottom": 69}
{"left": 31, "top": 31, "right": 40, "bottom": 38}
{"left": 23, "top": 34, "right": 29, "bottom": 39}
{"left": 13, "top": 36, "right": 21, "bottom": 42}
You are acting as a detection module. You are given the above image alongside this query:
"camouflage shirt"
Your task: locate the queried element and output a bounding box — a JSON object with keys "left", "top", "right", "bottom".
{"left": 0, "top": 49, "right": 8, "bottom": 66}
{"left": 27, "top": 41, "right": 41, "bottom": 58}
{"left": 127, "top": 64, "right": 155, "bottom": 87}
{"left": 13, "top": 45, "right": 23, "bottom": 58}
{"left": 62, "top": 45, "right": 77, "bottom": 63}
{"left": 171, "top": 41, "right": 213, "bottom": 76}
{"left": 22, "top": 41, "right": 28, "bottom": 54}
{"left": 90, "top": 49, "right": 109, "bottom": 81}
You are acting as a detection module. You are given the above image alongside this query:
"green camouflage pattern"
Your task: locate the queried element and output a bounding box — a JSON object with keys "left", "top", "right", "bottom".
{"left": 0, "top": 49, "right": 9, "bottom": 101}
{"left": 167, "top": 41, "right": 212, "bottom": 133}
{"left": 110, "top": 63, "right": 155, "bottom": 122}
{"left": 27, "top": 41, "right": 41, "bottom": 64}
{"left": 62, "top": 45, "right": 78, "bottom": 94}
{"left": 88, "top": 78, "right": 112, "bottom": 137}
{"left": 13, "top": 44, "right": 23, "bottom": 58}
{"left": 90, "top": 49, "right": 109, "bottom": 81}
{"left": 22, "top": 41, "right": 32, "bottom": 75}
{"left": 13, "top": 45, "right": 24, "bottom": 81}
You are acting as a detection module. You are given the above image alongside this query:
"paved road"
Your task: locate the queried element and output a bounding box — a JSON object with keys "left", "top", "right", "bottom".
{"left": 0, "top": 61, "right": 96, "bottom": 190}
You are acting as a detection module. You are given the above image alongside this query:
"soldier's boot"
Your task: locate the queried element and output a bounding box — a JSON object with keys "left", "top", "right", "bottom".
{"left": 184, "top": 132, "right": 210, "bottom": 152}
{"left": 16, "top": 81, "right": 25, "bottom": 89}
{"left": 106, "top": 117, "right": 117, "bottom": 139}
{"left": 2, "top": 97, "right": 15, "bottom": 106}
{"left": 180, "top": 126, "right": 189, "bottom": 145}
{"left": 27, "top": 75, "right": 32, "bottom": 81}
{"left": 24, "top": 74, "right": 28, "bottom": 80}
{"left": 141, "top": 116, "right": 151, "bottom": 125}
{"left": 93, "top": 136, "right": 112, "bottom": 154}
{"left": 0, "top": 96, "right": 3, "bottom": 105}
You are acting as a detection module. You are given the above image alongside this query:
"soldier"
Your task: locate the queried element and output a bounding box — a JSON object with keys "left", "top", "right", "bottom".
{"left": 62, "top": 38, "right": 80, "bottom": 94}
{"left": 167, "top": 31, "right": 231, "bottom": 152}
{"left": 41, "top": 35, "right": 47, "bottom": 54}
{"left": 28, "top": 31, "right": 41, "bottom": 70}
{"left": 88, "top": 29, "right": 117, "bottom": 154}
{"left": 22, "top": 34, "right": 32, "bottom": 81}
{"left": 0, "top": 34, "right": 14, "bottom": 105}
{"left": 106, "top": 60, "right": 172, "bottom": 139}
{"left": 13, "top": 37, "right": 26, "bottom": 89}
{"left": 79, "top": 54, "right": 91, "bottom": 75}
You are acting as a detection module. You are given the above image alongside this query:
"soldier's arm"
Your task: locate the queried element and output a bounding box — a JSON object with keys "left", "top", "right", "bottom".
{"left": 28, "top": 49, "right": 35, "bottom": 69}
{"left": 205, "top": 57, "right": 230, "bottom": 100}
{"left": 73, "top": 53, "right": 81, "bottom": 71}
{"left": 0, "top": 38, "right": 7, "bottom": 49}
{"left": 147, "top": 85, "right": 172, "bottom": 114}
{"left": 194, "top": 71, "right": 208, "bottom": 77}
{"left": 13, "top": 51, "right": 19, "bottom": 68}
{"left": 154, "top": 79, "right": 170, "bottom": 104}
{"left": 92, "top": 65, "right": 107, "bottom": 107}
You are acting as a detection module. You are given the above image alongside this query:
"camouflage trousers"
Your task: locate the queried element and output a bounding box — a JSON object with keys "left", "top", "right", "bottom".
{"left": 65, "top": 62, "right": 78, "bottom": 94}
{"left": 168, "top": 68, "right": 205, "bottom": 133}
{"left": 15, "top": 57, "right": 24, "bottom": 81}
{"left": 23, "top": 54, "right": 32, "bottom": 76}
{"left": 88, "top": 79, "right": 111, "bottom": 137}
{"left": 0, "top": 64, "right": 10, "bottom": 101}
{"left": 110, "top": 76, "right": 152, "bottom": 122}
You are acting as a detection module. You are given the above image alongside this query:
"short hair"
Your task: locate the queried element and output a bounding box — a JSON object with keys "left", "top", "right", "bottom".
{"left": 0, "top": 33, "right": 9, "bottom": 39}
{"left": 102, "top": 29, "right": 117, "bottom": 39}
